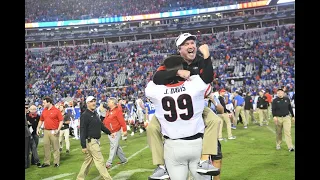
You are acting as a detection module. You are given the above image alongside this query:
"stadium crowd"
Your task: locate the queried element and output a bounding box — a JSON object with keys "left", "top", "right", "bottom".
{"left": 25, "top": 0, "right": 264, "bottom": 23}
{"left": 25, "top": 25, "right": 295, "bottom": 106}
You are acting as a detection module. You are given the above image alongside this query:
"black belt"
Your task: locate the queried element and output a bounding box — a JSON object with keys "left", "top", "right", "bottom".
{"left": 163, "top": 133, "right": 203, "bottom": 140}
{"left": 277, "top": 115, "right": 289, "bottom": 117}
{"left": 87, "top": 137, "right": 99, "bottom": 143}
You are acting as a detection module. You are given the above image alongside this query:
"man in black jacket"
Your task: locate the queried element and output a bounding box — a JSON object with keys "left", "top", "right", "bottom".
{"left": 272, "top": 88, "right": 295, "bottom": 151}
{"left": 58, "top": 105, "right": 71, "bottom": 154}
{"left": 147, "top": 33, "right": 221, "bottom": 179}
{"left": 77, "top": 96, "right": 114, "bottom": 180}
{"left": 244, "top": 92, "right": 256, "bottom": 124}
{"left": 25, "top": 104, "right": 31, "bottom": 169}
{"left": 257, "top": 90, "right": 269, "bottom": 126}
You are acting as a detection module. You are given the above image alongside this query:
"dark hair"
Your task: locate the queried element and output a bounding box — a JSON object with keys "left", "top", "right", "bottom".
{"left": 163, "top": 55, "right": 184, "bottom": 71}
{"left": 43, "top": 96, "right": 53, "bottom": 104}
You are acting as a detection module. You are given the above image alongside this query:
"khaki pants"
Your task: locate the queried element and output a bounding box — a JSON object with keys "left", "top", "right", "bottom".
{"left": 218, "top": 113, "right": 232, "bottom": 138}
{"left": 267, "top": 103, "right": 272, "bottom": 118}
{"left": 77, "top": 139, "right": 112, "bottom": 180}
{"left": 258, "top": 108, "right": 268, "bottom": 126}
{"left": 59, "top": 129, "right": 70, "bottom": 151}
{"left": 43, "top": 129, "right": 60, "bottom": 165}
{"left": 245, "top": 110, "right": 255, "bottom": 125}
{"left": 147, "top": 107, "right": 220, "bottom": 165}
{"left": 275, "top": 116, "right": 293, "bottom": 149}
{"left": 235, "top": 106, "right": 247, "bottom": 126}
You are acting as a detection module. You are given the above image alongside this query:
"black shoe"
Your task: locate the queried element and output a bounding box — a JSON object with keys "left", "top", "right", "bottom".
{"left": 289, "top": 148, "right": 294, "bottom": 152}
{"left": 54, "top": 164, "right": 60, "bottom": 167}
{"left": 66, "top": 150, "right": 70, "bottom": 154}
{"left": 38, "top": 163, "right": 50, "bottom": 168}
{"left": 36, "top": 162, "right": 41, "bottom": 166}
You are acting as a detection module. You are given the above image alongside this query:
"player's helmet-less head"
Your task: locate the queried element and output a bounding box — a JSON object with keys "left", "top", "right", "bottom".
{"left": 175, "top": 33, "right": 197, "bottom": 62}
{"left": 163, "top": 55, "right": 184, "bottom": 71}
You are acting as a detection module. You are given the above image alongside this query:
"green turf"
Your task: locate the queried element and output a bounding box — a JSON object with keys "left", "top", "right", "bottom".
{"left": 25, "top": 115, "right": 295, "bottom": 180}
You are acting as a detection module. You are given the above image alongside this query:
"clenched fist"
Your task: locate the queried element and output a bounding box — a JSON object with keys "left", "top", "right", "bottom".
{"left": 198, "top": 44, "right": 210, "bottom": 59}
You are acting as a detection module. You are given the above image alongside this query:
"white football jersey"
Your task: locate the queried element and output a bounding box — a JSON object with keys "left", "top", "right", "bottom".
{"left": 145, "top": 75, "right": 211, "bottom": 139}
{"left": 135, "top": 98, "right": 144, "bottom": 112}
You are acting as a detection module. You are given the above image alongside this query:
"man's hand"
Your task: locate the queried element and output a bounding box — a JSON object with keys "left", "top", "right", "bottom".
{"left": 82, "top": 148, "right": 87, "bottom": 154}
{"left": 36, "top": 128, "right": 40, "bottom": 135}
{"left": 273, "top": 117, "right": 278, "bottom": 125}
{"left": 111, "top": 133, "right": 116, "bottom": 138}
{"left": 122, "top": 131, "right": 128, "bottom": 137}
{"left": 291, "top": 117, "right": 295, "bottom": 124}
{"left": 54, "top": 129, "right": 60, "bottom": 135}
{"left": 198, "top": 44, "right": 210, "bottom": 59}
{"left": 177, "top": 70, "right": 190, "bottom": 79}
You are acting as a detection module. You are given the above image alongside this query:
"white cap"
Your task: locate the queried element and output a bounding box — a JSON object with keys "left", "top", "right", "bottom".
{"left": 175, "top": 33, "right": 196, "bottom": 47}
{"left": 86, "top": 96, "right": 96, "bottom": 103}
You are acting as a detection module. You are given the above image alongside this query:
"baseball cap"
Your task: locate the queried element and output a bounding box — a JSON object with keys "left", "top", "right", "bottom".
{"left": 175, "top": 33, "right": 197, "bottom": 47}
{"left": 219, "top": 89, "right": 226, "bottom": 93}
{"left": 86, "top": 96, "right": 96, "bottom": 103}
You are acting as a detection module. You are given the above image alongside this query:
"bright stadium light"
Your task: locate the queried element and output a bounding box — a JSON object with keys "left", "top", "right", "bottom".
{"left": 277, "top": 0, "right": 295, "bottom": 4}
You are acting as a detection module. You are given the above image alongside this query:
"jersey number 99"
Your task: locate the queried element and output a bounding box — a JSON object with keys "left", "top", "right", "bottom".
{"left": 161, "top": 94, "right": 194, "bottom": 122}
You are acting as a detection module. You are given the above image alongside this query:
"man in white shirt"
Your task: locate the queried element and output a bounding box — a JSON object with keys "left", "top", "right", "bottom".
{"left": 135, "top": 96, "right": 146, "bottom": 134}
{"left": 146, "top": 55, "right": 217, "bottom": 180}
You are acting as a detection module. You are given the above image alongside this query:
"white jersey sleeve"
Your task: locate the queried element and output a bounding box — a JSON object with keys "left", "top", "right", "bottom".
{"left": 145, "top": 81, "right": 158, "bottom": 104}
{"left": 145, "top": 75, "right": 208, "bottom": 139}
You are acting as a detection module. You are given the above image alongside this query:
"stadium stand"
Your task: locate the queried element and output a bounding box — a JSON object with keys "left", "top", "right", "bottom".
{"left": 25, "top": 0, "right": 266, "bottom": 23}
{"left": 25, "top": 24, "right": 294, "bottom": 105}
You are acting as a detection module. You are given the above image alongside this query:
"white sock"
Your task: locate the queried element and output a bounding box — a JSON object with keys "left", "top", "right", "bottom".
{"left": 159, "top": 165, "right": 165, "bottom": 170}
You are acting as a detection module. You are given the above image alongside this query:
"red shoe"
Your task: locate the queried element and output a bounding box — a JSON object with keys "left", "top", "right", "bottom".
{"left": 117, "top": 161, "right": 128, "bottom": 165}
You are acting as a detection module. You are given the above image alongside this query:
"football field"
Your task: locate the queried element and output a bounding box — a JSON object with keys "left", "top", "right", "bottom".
{"left": 25, "top": 117, "right": 295, "bottom": 180}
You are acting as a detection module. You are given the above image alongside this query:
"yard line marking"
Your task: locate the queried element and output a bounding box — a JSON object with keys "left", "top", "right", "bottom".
{"left": 42, "top": 173, "right": 75, "bottom": 180}
{"left": 266, "top": 125, "right": 285, "bottom": 141}
{"left": 113, "top": 169, "right": 153, "bottom": 179}
{"left": 91, "top": 145, "right": 149, "bottom": 180}
{"left": 71, "top": 148, "right": 79, "bottom": 152}
{"left": 266, "top": 126, "right": 276, "bottom": 134}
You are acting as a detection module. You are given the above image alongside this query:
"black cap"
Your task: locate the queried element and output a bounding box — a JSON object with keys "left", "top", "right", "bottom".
{"left": 277, "top": 88, "right": 284, "bottom": 92}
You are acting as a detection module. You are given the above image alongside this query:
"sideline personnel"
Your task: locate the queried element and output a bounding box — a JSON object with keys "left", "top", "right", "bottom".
{"left": 77, "top": 96, "right": 114, "bottom": 180}
{"left": 104, "top": 97, "right": 128, "bottom": 169}
{"left": 37, "top": 97, "right": 63, "bottom": 168}
{"left": 272, "top": 88, "right": 295, "bottom": 152}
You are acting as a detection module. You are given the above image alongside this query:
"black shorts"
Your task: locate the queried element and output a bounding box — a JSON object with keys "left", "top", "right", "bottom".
{"left": 211, "top": 140, "right": 222, "bottom": 160}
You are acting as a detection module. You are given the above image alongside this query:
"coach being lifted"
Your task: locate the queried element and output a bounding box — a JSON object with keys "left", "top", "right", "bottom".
{"left": 147, "top": 33, "right": 222, "bottom": 179}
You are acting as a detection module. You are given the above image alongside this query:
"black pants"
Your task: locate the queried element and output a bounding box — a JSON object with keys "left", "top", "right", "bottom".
{"left": 25, "top": 136, "right": 30, "bottom": 168}
{"left": 30, "top": 134, "right": 40, "bottom": 164}
{"left": 211, "top": 140, "right": 222, "bottom": 160}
